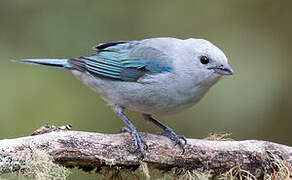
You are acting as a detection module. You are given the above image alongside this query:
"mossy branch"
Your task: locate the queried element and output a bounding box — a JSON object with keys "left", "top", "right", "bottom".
{"left": 0, "top": 125, "right": 291, "bottom": 178}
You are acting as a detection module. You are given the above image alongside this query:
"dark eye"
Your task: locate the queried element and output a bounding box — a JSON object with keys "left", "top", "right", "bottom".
{"left": 200, "top": 56, "right": 209, "bottom": 64}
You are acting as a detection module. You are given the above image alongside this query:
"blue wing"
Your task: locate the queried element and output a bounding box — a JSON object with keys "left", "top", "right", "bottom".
{"left": 69, "top": 41, "right": 172, "bottom": 82}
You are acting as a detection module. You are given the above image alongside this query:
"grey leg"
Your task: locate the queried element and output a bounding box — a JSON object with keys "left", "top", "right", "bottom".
{"left": 143, "top": 114, "right": 187, "bottom": 154}
{"left": 113, "top": 106, "right": 148, "bottom": 156}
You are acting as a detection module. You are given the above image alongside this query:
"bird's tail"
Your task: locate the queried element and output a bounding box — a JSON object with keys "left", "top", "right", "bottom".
{"left": 15, "top": 59, "right": 72, "bottom": 69}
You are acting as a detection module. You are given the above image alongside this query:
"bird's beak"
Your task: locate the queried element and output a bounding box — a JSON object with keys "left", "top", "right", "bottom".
{"left": 208, "top": 64, "right": 234, "bottom": 75}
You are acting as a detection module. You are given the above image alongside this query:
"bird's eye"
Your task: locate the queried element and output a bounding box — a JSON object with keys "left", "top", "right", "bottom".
{"left": 200, "top": 56, "right": 209, "bottom": 64}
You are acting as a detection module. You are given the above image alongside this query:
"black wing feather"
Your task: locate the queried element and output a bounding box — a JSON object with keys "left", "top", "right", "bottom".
{"left": 93, "top": 41, "right": 129, "bottom": 50}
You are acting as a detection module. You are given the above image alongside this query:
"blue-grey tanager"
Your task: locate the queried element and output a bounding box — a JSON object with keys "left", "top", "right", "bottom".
{"left": 17, "top": 37, "right": 234, "bottom": 156}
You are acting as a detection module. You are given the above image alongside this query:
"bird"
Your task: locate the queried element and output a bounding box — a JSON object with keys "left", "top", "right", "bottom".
{"left": 16, "top": 37, "right": 234, "bottom": 157}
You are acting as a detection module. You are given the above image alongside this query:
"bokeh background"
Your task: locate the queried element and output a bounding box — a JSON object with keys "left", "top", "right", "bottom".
{"left": 0, "top": 0, "right": 291, "bottom": 179}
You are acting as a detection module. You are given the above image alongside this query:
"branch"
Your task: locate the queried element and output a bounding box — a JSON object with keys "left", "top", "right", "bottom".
{"left": 0, "top": 126, "right": 291, "bottom": 178}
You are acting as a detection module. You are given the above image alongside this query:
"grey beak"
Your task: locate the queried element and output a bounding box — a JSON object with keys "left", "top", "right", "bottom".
{"left": 208, "top": 64, "right": 234, "bottom": 75}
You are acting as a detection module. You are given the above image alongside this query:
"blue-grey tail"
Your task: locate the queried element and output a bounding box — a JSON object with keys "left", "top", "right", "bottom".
{"left": 15, "top": 59, "right": 72, "bottom": 69}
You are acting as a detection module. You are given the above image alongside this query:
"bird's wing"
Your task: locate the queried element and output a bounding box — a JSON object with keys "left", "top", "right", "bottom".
{"left": 68, "top": 41, "right": 172, "bottom": 82}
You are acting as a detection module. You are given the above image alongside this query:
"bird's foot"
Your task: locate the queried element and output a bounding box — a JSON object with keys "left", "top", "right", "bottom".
{"left": 157, "top": 128, "right": 187, "bottom": 154}
{"left": 121, "top": 126, "right": 148, "bottom": 157}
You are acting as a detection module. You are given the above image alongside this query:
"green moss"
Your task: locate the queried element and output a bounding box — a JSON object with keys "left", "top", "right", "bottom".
{"left": 1, "top": 149, "right": 291, "bottom": 180}
{"left": 20, "top": 149, "right": 70, "bottom": 180}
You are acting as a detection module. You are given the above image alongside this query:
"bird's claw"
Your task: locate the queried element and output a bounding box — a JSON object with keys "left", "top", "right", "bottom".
{"left": 120, "top": 126, "right": 131, "bottom": 133}
{"left": 121, "top": 126, "right": 148, "bottom": 156}
{"left": 157, "top": 128, "right": 187, "bottom": 154}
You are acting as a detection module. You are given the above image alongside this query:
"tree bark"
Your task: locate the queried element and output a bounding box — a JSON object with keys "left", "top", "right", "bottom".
{"left": 0, "top": 126, "right": 291, "bottom": 178}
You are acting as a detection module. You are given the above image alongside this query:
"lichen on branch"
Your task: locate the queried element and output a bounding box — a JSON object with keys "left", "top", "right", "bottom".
{"left": 0, "top": 125, "right": 291, "bottom": 179}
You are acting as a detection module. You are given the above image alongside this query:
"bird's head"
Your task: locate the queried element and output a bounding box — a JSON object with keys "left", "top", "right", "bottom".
{"left": 178, "top": 38, "right": 234, "bottom": 86}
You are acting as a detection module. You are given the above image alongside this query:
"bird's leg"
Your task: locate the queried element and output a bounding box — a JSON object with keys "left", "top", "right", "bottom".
{"left": 143, "top": 114, "right": 187, "bottom": 154}
{"left": 113, "top": 106, "right": 148, "bottom": 156}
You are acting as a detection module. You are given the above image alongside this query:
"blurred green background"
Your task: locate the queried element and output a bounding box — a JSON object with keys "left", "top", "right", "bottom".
{"left": 0, "top": 0, "right": 291, "bottom": 179}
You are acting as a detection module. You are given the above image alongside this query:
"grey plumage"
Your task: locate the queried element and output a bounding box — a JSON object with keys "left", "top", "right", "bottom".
{"left": 16, "top": 37, "right": 234, "bottom": 156}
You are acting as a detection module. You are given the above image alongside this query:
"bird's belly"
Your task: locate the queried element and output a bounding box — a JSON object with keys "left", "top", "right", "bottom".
{"left": 120, "top": 89, "right": 197, "bottom": 115}
{"left": 72, "top": 71, "right": 207, "bottom": 115}
{"left": 108, "top": 85, "right": 200, "bottom": 115}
